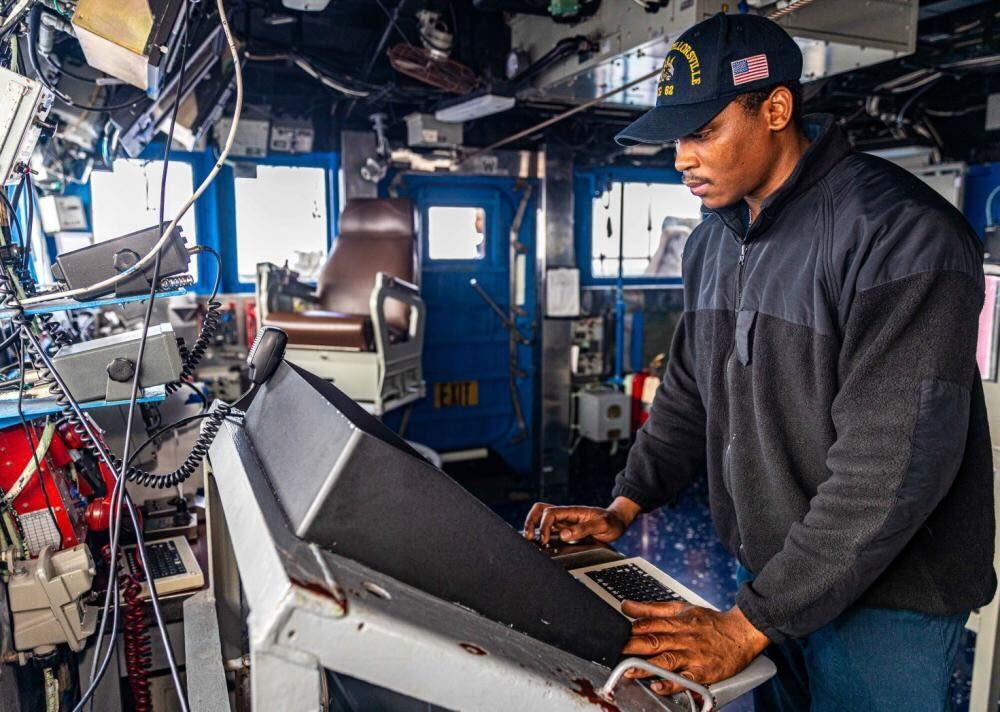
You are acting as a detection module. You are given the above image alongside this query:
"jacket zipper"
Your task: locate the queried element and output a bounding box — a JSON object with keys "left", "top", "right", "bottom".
{"left": 724, "top": 222, "right": 755, "bottom": 495}
{"left": 736, "top": 240, "right": 749, "bottom": 312}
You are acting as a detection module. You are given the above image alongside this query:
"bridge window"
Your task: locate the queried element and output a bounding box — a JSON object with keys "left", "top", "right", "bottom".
{"left": 591, "top": 182, "right": 702, "bottom": 278}
{"left": 90, "top": 158, "right": 199, "bottom": 278}
{"left": 234, "top": 165, "right": 328, "bottom": 283}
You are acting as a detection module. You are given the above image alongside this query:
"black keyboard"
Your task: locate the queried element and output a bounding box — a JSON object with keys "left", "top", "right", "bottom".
{"left": 586, "top": 563, "right": 686, "bottom": 603}
{"left": 125, "top": 540, "right": 188, "bottom": 581}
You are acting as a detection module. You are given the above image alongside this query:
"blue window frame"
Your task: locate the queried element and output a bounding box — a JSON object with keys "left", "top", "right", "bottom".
{"left": 217, "top": 152, "right": 339, "bottom": 293}
{"left": 43, "top": 143, "right": 340, "bottom": 297}
{"left": 575, "top": 166, "right": 704, "bottom": 287}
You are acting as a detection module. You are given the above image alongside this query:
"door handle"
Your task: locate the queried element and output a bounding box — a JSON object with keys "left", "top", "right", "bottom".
{"left": 468, "top": 279, "right": 531, "bottom": 346}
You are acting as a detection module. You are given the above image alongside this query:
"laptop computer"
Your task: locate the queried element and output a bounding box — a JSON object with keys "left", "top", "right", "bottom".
{"left": 533, "top": 535, "right": 777, "bottom": 704}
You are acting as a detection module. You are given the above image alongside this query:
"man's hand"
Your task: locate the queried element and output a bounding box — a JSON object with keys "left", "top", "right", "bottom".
{"left": 522, "top": 497, "right": 641, "bottom": 545}
{"left": 621, "top": 601, "right": 769, "bottom": 697}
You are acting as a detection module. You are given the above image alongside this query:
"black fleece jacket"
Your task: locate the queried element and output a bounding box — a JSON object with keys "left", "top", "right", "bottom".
{"left": 613, "top": 115, "right": 997, "bottom": 643}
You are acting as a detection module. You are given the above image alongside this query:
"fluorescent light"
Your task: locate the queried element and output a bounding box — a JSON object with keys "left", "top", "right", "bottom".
{"left": 435, "top": 94, "right": 516, "bottom": 123}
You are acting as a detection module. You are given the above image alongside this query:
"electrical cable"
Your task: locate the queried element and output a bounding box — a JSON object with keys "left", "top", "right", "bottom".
{"left": 21, "top": 0, "right": 244, "bottom": 306}
{"left": 0, "top": 0, "right": 33, "bottom": 41}
{"left": 166, "top": 245, "right": 221, "bottom": 396}
{"left": 82, "top": 1, "right": 193, "bottom": 705}
{"left": 460, "top": 66, "right": 662, "bottom": 164}
{"left": 0, "top": 184, "right": 24, "bottom": 258}
{"left": 244, "top": 52, "right": 371, "bottom": 97}
{"left": 180, "top": 379, "right": 208, "bottom": 412}
{"left": 1, "top": 178, "right": 75, "bottom": 353}
{"left": 21, "top": 172, "right": 32, "bottom": 269}
{"left": 26, "top": 7, "right": 150, "bottom": 113}
{"left": 986, "top": 185, "right": 1000, "bottom": 228}
{"left": 124, "top": 410, "right": 245, "bottom": 470}
{"left": 13, "top": 334, "right": 62, "bottom": 549}
{"left": 766, "top": 0, "right": 818, "bottom": 20}
{"left": 3, "top": 323, "right": 149, "bottom": 712}
{"left": 0, "top": 322, "right": 22, "bottom": 353}
{"left": 896, "top": 75, "right": 942, "bottom": 127}
{"left": 2, "top": 419, "right": 55, "bottom": 502}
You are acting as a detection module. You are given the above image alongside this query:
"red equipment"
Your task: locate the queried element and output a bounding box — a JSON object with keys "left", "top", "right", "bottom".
{"left": 0, "top": 417, "right": 117, "bottom": 555}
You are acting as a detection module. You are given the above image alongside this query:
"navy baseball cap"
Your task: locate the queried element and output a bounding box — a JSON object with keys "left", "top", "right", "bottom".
{"left": 615, "top": 12, "right": 803, "bottom": 146}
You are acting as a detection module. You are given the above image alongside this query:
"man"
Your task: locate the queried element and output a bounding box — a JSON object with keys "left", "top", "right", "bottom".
{"left": 525, "top": 12, "right": 996, "bottom": 710}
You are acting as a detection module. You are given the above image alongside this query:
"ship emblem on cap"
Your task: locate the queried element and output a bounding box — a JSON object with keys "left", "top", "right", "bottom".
{"left": 660, "top": 55, "right": 675, "bottom": 84}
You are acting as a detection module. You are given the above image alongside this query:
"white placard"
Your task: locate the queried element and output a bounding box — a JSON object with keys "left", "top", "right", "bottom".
{"left": 546, "top": 267, "right": 580, "bottom": 318}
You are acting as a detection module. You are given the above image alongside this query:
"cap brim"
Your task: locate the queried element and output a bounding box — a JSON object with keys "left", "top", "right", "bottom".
{"left": 615, "top": 97, "right": 732, "bottom": 147}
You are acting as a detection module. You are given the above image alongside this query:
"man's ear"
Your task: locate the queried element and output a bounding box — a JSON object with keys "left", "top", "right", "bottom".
{"left": 765, "top": 85, "right": 794, "bottom": 132}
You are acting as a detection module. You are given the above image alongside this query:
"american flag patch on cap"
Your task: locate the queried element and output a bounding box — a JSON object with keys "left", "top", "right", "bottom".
{"left": 731, "top": 54, "right": 769, "bottom": 85}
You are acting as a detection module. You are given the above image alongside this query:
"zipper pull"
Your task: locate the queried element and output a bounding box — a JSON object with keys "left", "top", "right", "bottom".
{"left": 739, "top": 242, "right": 747, "bottom": 265}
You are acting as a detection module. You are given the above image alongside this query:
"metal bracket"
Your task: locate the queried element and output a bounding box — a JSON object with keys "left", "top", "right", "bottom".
{"left": 601, "top": 658, "right": 716, "bottom": 712}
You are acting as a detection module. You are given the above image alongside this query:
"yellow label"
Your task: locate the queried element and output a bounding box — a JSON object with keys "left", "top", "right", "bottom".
{"left": 434, "top": 381, "right": 480, "bottom": 408}
{"left": 669, "top": 41, "right": 702, "bottom": 86}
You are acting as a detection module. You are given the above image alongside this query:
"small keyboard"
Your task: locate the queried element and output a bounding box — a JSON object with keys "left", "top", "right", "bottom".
{"left": 121, "top": 535, "right": 204, "bottom": 599}
{"left": 585, "top": 562, "right": 686, "bottom": 603}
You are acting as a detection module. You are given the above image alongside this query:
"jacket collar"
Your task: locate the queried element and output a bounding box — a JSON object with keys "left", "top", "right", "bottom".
{"left": 709, "top": 114, "right": 852, "bottom": 237}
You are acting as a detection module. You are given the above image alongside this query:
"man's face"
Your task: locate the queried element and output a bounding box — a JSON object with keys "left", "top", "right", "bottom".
{"left": 674, "top": 99, "right": 776, "bottom": 210}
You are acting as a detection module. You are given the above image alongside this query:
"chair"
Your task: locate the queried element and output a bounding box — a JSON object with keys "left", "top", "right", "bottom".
{"left": 256, "top": 198, "right": 426, "bottom": 415}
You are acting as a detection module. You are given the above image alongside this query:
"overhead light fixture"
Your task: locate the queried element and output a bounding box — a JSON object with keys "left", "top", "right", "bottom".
{"left": 281, "top": 0, "right": 331, "bottom": 9}
{"left": 435, "top": 92, "right": 516, "bottom": 123}
{"left": 263, "top": 13, "right": 297, "bottom": 26}
{"left": 624, "top": 144, "right": 667, "bottom": 157}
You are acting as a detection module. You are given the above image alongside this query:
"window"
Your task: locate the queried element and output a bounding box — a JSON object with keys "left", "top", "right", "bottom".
{"left": 428, "top": 206, "right": 486, "bottom": 260}
{"left": 591, "top": 182, "right": 703, "bottom": 278}
{"left": 90, "top": 158, "right": 199, "bottom": 279}
{"left": 234, "top": 165, "right": 328, "bottom": 282}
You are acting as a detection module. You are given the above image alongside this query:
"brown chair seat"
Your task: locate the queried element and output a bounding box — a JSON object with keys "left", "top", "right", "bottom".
{"left": 265, "top": 198, "right": 417, "bottom": 353}
{"left": 265, "top": 310, "right": 373, "bottom": 351}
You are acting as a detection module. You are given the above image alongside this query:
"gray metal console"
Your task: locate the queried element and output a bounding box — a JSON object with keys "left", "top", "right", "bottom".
{"left": 206, "top": 365, "right": 776, "bottom": 711}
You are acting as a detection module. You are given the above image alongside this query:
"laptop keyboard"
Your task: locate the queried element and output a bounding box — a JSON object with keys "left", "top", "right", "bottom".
{"left": 585, "top": 563, "right": 686, "bottom": 603}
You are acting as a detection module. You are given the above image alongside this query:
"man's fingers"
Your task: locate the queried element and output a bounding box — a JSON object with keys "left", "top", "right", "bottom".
{"left": 630, "top": 615, "right": 687, "bottom": 634}
{"left": 650, "top": 668, "right": 704, "bottom": 697}
{"left": 622, "top": 650, "right": 690, "bottom": 679}
{"left": 522, "top": 502, "right": 552, "bottom": 540}
{"left": 560, "top": 518, "right": 604, "bottom": 542}
{"left": 622, "top": 600, "right": 688, "bottom": 620}
{"left": 623, "top": 630, "right": 690, "bottom": 656}
{"left": 538, "top": 507, "right": 585, "bottom": 545}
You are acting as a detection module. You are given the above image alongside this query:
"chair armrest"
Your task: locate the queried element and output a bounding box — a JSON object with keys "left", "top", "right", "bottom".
{"left": 378, "top": 274, "right": 419, "bottom": 296}
{"left": 369, "top": 272, "right": 425, "bottom": 357}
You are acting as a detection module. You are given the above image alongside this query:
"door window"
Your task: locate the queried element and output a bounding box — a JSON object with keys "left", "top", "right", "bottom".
{"left": 427, "top": 205, "right": 486, "bottom": 260}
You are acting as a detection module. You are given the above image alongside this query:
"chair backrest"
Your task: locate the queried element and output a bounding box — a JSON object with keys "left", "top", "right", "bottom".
{"left": 318, "top": 198, "right": 416, "bottom": 331}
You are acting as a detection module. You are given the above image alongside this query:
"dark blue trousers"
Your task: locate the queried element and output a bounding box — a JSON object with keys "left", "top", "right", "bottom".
{"left": 737, "top": 566, "right": 967, "bottom": 712}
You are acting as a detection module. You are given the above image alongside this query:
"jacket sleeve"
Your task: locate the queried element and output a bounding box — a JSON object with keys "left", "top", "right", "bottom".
{"left": 736, "top": 257, "right": 984, "bottom": 642}
{"left": 612, "top": 313, "right": 707, "bottom": 512}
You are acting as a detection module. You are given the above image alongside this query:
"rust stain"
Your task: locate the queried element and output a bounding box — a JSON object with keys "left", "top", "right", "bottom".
{"left": 459, "top": 643, "right": 487, "bottom": 656}
{"left": 570, "top": 678, "right": 620, "bottom": 712}
{"left": 289, "top": 577, "right": 349, "bottom": 615}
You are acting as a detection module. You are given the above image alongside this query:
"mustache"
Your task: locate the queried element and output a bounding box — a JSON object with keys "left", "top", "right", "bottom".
{"left": 682, "top": 174, "right": 711, "bottom": 185}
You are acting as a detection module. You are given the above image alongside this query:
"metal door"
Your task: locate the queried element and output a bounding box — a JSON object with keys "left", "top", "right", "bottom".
{"left": 390, "top": 175, "right": 538, "bottom": 474}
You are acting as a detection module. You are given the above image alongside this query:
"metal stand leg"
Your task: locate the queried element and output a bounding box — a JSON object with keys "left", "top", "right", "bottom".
{"left": 250, "top": 643, "right": 323, "bottom": 712}
{"left": 969, "top": 471, "right": 1000, "bottom": 711}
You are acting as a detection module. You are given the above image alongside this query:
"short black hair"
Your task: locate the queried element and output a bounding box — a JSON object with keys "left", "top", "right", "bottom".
{"left": 735, "top": 80, "right": 804, "bottom": 132}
